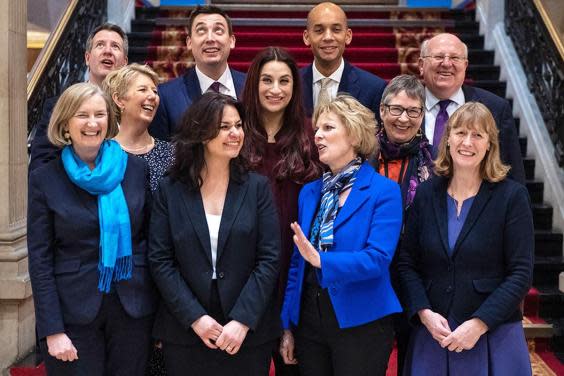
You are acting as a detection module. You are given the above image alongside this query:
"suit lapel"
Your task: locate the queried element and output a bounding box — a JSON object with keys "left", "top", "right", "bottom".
{"left": 179, "top": 185, "right": 212, "bottom": 265}
{"left": 299, "top": 180, "right": 322, "bottom": 240}
{"left": 216, "top": 176, "right": 248, "bottom": 261}
{"left": 451, "top": 181, "right": 493, "bottom": 258}
{"left": 333, "top": 163, "right": 371, "bottom": 230}
{"left": 57, "top": 160, "right": 99, "bottom": 220}
{"left": 431, "top": 177, "right": 451, "bottom": 258}
{"left": 184, "top": 68, "right": 203, "bottom": 105}
{"left": 302, "top": 65, "right": 314, "bottom": 117}
{"left": 338, "top": 61, "right": 360, "bottom": 99}
{"left": 231, "top": 69, "right": 245, "bottom": 98}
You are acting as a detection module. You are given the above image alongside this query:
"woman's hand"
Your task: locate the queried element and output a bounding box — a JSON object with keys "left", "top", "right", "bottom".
{"left": 418, "top": 309, "right": 452, "bottom": 343}
{"left": 191, "top": 315, "right": 223, "bottom": 349}
{"left": 279, "top": 329, "right": 298, "bottom": 365}
{"left": 440, "top": 318, "right": 488, "bottom": 352}
{"left": 216, "top": 320, "right": 249, "bottom": 355}
{"left": 46, "top": 333, "right": 78, "bottom": 362}
{"left": 291, "top": 222, "right": 321, "bottom": 268}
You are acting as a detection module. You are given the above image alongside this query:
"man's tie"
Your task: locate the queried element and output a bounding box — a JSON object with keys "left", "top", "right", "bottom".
{"left": 317, "top": 78, "right": 332, "bottom": 108}
{"left": 209, "top": 81, "right": 221, "bottom": 93}
{"left": 432, "top": 99, "right": 452, "bottom": 156}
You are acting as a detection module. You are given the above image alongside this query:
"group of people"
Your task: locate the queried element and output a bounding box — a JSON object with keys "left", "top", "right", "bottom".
{"left": 27, "top": 2, "right": 534, "bottom": 376}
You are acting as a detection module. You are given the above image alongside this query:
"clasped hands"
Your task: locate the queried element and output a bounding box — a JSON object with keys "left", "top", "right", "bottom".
{"left": 191, "top": 315, "right": 249, "bottom": 355}
{"left": 418, "top": 309, "right": 488, "bottom": 353}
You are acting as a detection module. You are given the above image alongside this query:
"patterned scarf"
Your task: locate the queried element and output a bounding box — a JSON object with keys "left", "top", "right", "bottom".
{"left": 309, "top": 157, "right": 363, "bottom": 251}
{"left": 378, "top": 131, "right": 434, "bottom": 208}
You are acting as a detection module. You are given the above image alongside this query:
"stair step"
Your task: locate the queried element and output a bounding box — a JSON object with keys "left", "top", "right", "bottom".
{"left": 471, "top": 80, "right": 506, "bottom": 98}
{"left": 533, "top": 256, "right": 564, "bottom": 287}
{"left": 537, "top": 286, "right": 564, "bottom": 319}
{"left": 524, "top": 158, "right": 535, "bottom": 180}
{"left": 535, "top": 230, "right": 563, "bottom": 258}
{"left": 532, "top": 203, "right": 552, "bottom": 230}
{"left": 524, "top": 321, "right": 554, "bottom": 339}
{"left": 527, "top": 181, "right": 544, "bottom": 204}
{"left": 520, "top": 136, "right": 527, "bottom": 157}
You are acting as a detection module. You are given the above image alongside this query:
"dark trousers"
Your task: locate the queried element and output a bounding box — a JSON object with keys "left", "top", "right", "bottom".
{"left": 393, "top": 312, "right": 411, "bottom": 376}
{"left": 294, "top": 284, "right": 394, "bottom": 376}
{"left": 40, "top": 293, "right": 153, "bottom": 376}
{"left": 272, "top": 344, "right": 300, "bottom": 376}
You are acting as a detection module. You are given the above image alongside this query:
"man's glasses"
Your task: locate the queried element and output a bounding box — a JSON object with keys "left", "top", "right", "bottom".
{"left": 384, "top": 104, "right": 423, "bottom": 118}
{"left": 421, "top": 54, "right": 467, "bottom": 64}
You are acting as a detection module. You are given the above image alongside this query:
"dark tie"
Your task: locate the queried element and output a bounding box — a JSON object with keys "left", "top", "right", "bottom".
{"left": 209, "top": 81, "right": 221, "bottom": 93}
{"left": 432, "top": 99, "right": 452, "bottom": 155}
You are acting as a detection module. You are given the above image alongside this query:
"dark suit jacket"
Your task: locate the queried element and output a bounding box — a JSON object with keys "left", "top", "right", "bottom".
{"left": 148, "top": 172, "right": 281, "bottom": 347}
{"left": 397, "top": 176, "right": 534, "bottom": 331}
{"left": 301, "top": 60, "right": 387, "bottom": 119}
{"left": 27, "top": 156, "right": 158, "bottom": 340}
{"left": 423, "top": 85, "right": 526, "bottom": 184}
{"left": 148, "top": 67, "right": 246, "bottom": 141}
{"left": 29, "top": 96, "right": 60, "bottom": 173}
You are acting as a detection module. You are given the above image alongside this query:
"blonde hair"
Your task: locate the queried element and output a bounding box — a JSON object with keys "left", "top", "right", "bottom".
{"left": 102, "top": 63, "right": 159, "bottom": 122}
{"left": 47, "top": 83, "right": 117, "bottom": 148}
{"left": 312, "top": 93, "right": 378, "bottom": 159}
{"left": 434, "top": 101, "right": 510, "bottom": 182}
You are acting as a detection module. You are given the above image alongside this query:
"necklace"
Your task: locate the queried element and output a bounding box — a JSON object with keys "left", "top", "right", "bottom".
{"left": 119, "top": 136, "right": 155, "bottom": 154}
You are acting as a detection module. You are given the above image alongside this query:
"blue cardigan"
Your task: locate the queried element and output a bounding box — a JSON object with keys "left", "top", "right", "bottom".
{"left": 281, "top": 162, "right": 403, "bottom": 329}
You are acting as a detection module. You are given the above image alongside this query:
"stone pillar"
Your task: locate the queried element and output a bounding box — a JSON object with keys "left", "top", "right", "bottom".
{"left": 0, "top": 0, "right": 34, "bottom": 373}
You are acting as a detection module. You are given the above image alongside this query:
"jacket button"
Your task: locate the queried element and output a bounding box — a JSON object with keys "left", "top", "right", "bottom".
{"left": 218, "top": 272, "right": 225, "bottom": 279}
{"left": 446, "top": 286, "right": 453, "bottom": 293}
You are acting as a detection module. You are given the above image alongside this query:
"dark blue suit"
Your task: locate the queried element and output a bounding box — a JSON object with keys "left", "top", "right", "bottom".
{"left": 29, "top": 96, "right": 60, "bottom": 173}
{"left": 300, "top": 61, "right": 387, "bottom": 119}
{"left": 397, "top": 176, "right": 533, "bottom": 331}
{"left": 148, "top": 67, "right": 246, "bottom": 141}
{"left": 28, "top": 155, "right": 158, "bottom": 374}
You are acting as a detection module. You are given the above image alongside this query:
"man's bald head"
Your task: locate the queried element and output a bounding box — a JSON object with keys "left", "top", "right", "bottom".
{"left": 307, "top": 2, "right": 348, "bottom": 29}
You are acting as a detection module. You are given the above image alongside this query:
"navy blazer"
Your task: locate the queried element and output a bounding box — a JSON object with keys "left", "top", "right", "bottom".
{"left": 27, "top": 156, "right": 158, "bottom": 340}
{"left": 148, "top": 172, "right": 281, "bottom": 347}
{"left": 423, "top": 85, "right": 526, "bottom": 184}
{"left": 29, "top": 96, "right": 60, "bottom": 173}
{"left": 148, "top": 67, "right": 246, "bottom": 141}
{"left": 281, "top": 162, "right": 403, "bottom": 330}
{"left": 301, "top": 61, "right": 387, "bottom": 119}
{"left": 397, "top": 176, "right": 534, "bottom": 331}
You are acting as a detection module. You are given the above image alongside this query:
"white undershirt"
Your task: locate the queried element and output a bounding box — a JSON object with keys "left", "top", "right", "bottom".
{"left": 205, "top": 213, "right": 221, "bottom": 279}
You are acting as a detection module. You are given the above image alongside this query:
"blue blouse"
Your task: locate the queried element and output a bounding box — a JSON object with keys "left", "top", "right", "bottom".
{"left": 447, "top": 194, "right": 476, "bottom": 253}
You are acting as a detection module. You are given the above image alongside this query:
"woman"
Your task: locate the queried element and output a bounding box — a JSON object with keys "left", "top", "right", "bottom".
{"left": 27, "top": 83, "right": 157, "bottom": 375}
{"left": 398, "top": 102, "right": 533, "bottom": 375}
{"left": 148, "top": 93, "right": 281, "bottom": 376}
{"left": 280, "top": 94, "right": 403, "bottom": 376}
{"left": 242, "top": 46, "right": 322, "bottom": 375}
{"left": 103, "top": 63, "right": 174, "bottom": 192}
{"left": 376, "top": 74, "right": 433, "bottom": 376}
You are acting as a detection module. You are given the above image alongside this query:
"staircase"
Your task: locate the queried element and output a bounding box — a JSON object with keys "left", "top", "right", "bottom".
{"left": 127, "top": 2, "right": 564, "bottom": 371}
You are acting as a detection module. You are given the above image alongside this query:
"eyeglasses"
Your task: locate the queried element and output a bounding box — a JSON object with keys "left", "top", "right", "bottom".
{"left": 421, "top": 54, "right": 467, "bottom": 64}
{"left": 384, "top": 104, "right": 423, "bottom": 118}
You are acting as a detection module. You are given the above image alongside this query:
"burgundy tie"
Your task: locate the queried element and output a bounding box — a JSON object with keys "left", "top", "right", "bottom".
{"left": 432, "top": 99, "right": 452, "bottom": 155}
{"left": 209, "top": 81, "right": 221, "bottom": 93}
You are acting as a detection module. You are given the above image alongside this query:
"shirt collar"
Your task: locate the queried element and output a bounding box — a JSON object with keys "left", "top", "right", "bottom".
{"left": 312, "top": 58, "right": 345, "bottom": 85}
{"left": 195, "top": 65, "right": 232, "bottom": 93}
{"left": 424, "top": 86, "right": 464, "bottom": 110}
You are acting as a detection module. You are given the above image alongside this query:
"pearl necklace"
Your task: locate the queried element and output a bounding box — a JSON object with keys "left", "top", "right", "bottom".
{"left": 120, "top": 136, "right": 155, "bottom": 154}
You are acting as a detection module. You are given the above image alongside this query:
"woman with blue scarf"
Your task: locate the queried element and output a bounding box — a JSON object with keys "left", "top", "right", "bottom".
{"left": 27, "top": 83, "right": 157, "bottom": 375}
{"left": 280, "top": 94, "right": 403, "bottom": 376}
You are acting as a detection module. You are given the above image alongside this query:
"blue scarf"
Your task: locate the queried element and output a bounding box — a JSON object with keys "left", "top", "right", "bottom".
{"left": 62, "top": 140, "right": 132, "bottom": 293}
{"left": 309, "top": 157, "right": 362, "bottom": 251}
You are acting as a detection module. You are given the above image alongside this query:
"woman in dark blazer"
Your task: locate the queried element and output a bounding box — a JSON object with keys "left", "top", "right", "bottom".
{"left": 398, "top": 102, "right": 533, "bottom": 375}
{"left": 148, "top": 93, "right": 280, "bottom": 376}
{"left": 280, "top": 94, "right": 403, "bottom": 376}
{"left": 27, "top": 83, "right": 157, "bottom": 375}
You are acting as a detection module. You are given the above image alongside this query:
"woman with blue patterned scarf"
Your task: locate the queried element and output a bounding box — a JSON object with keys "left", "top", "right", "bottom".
{"left": 27, "top": 83, "right": 157, "bottom": 375}
{"left": 280, "top": 94, "right": 403, "bottom": 376}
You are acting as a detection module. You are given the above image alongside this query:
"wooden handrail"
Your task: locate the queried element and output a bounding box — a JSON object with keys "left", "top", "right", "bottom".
{"left": 26, "top": 0, "right": 78, "bottom": 102}
{"left": 533, "top": 0, "right": 564, "bottom": 62}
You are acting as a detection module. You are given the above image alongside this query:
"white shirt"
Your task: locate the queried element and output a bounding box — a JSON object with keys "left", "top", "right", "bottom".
{"left": 312, "top": 58, "right": 345, "bottom": 107}
{"left": 205, "top": 213, "right": 222, "bottom": 279}
{"left": 424, "top": 87, "right": 465, "bottom": 145}
{"left": 195, "top": 65, "right": 237, "bottom": 99}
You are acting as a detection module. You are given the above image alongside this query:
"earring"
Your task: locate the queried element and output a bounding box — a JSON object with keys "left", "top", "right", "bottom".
{"left": 447, "top": 142, "right": 450, "bottom": 148}
{"left": 64, "top": 131, "right": 71, "bottom": 144}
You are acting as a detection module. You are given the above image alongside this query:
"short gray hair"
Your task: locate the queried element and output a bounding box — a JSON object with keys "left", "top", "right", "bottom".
{"left": 381, "top": 74, "right": 425, "bottom": 108}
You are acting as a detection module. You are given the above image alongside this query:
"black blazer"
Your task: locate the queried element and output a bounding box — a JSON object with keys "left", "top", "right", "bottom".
{"left": 397, "top": 176, "right": 534, "bottom": 331}
{"left": 27, "top": 156, "right": 158, "bottom": 340}
{"left": 29, "top": 96, "right": 60, "bottom": 173}
{"left": 148, "top": 172, "right": 281, "bottom": 347}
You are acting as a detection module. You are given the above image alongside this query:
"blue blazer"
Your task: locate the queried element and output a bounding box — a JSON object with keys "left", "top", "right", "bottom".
{"left": 148, "top": 67, "right": 246, "bottom": 141}
{"left": 148, "top": 171, "right": 281, "bottom": 346}
{"left": 281, "top": 162, "right": 403, "bottom": 330}
{"left": 301, "top": 61, "right": 387, "bottom": 119}
{"left": 27, "top": 156, "right": 158, "bottom": 340}
{"left": 397, "top": 176, "right": 534, "bottom": 331}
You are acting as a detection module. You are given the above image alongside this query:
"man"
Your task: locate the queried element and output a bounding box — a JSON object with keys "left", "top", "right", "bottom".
{"left": 419, "top": 33, "right": 525, "bottom": 183}
{"left": 149, "top": 5, "right": 246, "bottom": 141}
{"left": 301, "top": 2, "right": 386, "bottom": 118}
{"left": 29, "top": 23, "right": 128, "bottom": 172}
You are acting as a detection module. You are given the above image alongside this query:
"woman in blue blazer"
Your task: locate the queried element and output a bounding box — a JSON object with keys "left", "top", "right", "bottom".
{"left": 398, "top": 102, "right": 533, "bottom": 375}
{"left": 148, "top": 93, "right": 280, "bottom": 376}
{"left": 27, "top": 83, "right": 158, "bottom": 375}
{"left": 280, "top": 94, "right": 403, "bottom": 376}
